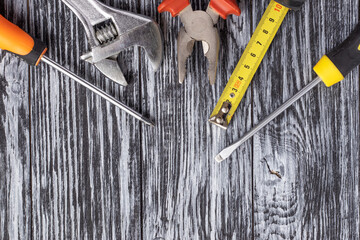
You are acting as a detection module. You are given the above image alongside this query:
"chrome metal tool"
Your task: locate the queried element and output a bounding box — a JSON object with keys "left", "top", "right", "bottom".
{"left": 158, "top": 0, "right": 241, "bottom": 85}
{"left": 61, "top": 0, "right": 164, "bottom": 86}
{"left": 215, "top": 77, "right": 321, "bottom": 162}
{"left": 216, "top": 23, "right": 360, "bottom": 162}
{"left": 0, "top": 14, "right": 154, "bottom": 126}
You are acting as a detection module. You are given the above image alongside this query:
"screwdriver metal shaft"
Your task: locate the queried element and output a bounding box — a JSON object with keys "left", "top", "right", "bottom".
{"left": 216, "top": 22, "right": 360, "bottom": 162}
{"left": 215, "top": 77, "right": 322, "bottom": 162}
{"left": 41, "top": 56, "right": 155, "bottom": 127}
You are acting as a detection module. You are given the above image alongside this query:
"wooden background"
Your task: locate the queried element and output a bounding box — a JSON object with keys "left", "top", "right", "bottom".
{"left": 0, "top": 0, "right": 359, "bottom": 239}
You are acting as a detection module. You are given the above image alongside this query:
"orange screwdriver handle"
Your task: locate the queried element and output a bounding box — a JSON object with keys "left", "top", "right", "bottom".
{"left": 158, "top": 0, "right": 190, "bottom": 17}
{"left": 209, "top": 0, "right": 241, "bottom": 19}
{"left": 0, "top": 15, "right": 47, "bottom": 65}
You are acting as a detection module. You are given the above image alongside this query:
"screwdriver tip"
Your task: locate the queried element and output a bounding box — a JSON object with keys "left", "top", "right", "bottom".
{"left": 215, "top": 154, "right": 224, "bottom": 163}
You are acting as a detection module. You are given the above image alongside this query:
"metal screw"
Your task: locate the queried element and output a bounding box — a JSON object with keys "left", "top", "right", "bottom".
{"left": 221, "top": 107, "right": 229, "bottom": 113}
{"left": 216, "top": 117, "right": 223, "bottom": 124}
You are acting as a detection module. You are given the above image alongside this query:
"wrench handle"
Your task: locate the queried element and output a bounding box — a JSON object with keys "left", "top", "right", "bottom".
{"left": 61, "top": 0, "right": 108, "bottom": 25}
{"left": 158, "top": 0, "right": 190, "bottom": 17}
{"left": 209, "top": 0, "right": 241, "bottom": 19}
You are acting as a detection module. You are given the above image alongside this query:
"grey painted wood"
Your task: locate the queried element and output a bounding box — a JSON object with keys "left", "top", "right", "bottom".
{"left": 139, "top": 1, "right": 253, "bottom": 239}
{"left": 0, "top": 0, "right": 359, "bottom": 239}
{"left": 28, "top": 0, "right": 142, "bottom": 239}
{"left": 252, "top": 0, "right": 360, "bottom": 239}
{"left": 0, "top": 1, "right": 31, "bottom": 239}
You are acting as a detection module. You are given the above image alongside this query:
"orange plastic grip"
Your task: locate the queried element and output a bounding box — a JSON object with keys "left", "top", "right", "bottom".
{"left": 158, "top": 0, "right": 190, "bottom": 17}
{"left": 0, "top": 15, "right": 34, "bottom": 56}
{"left": 209, "top": 0, "right": 241, "bottom": 19}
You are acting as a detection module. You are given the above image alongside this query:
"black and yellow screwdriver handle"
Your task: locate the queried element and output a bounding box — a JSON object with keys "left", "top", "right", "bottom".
{"left": 314, "top": 24, "right": 360, "bottom": 87}
{"left": 0, "top": 15, "right": 47, "bottom": 65}
{"left": 216, "top": 23, "right": 360, "bottom": 161}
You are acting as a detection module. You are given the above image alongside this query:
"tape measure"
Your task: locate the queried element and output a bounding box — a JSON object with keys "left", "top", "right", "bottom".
{"left": 209, "top": 0, "right": 289, "bottom": 129}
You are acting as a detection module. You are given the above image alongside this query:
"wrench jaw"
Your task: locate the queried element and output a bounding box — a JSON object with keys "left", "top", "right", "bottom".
{"left": 81, "top": 52, "right": 129, "bottom": 86}
{"left": 136, "top": 20, "right": 164, "bottom": 71}
{"left": 92, "top": 3, "right": 164, "bottom": 71}
{"left": 61, "top": 0, "right": 164, "bottom": 86}
{"left": 81, "top": 18, "right": 164, "bottom": 86}
{"left": 93, "top": 57, "right": 128, "bottom": 86}
{"left": 86, "top": 16, "right": 164, "bottom": 84}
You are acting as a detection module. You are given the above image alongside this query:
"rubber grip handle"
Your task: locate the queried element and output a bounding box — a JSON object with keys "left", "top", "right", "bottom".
{"left": 158, "top": 0, "right": 190, "bottom": 17}
{"left": 209, "top": 0, "right": 241, "bottom": 19}
{"left": 0, "top": 15, "right": 47, "bottom": 65}
{"left": 274, "top": 0, "right": 306, "bottom": 10}
{"left": 313, "top": 24, "right": 360, "bottom": 87}
{"left": 326, "top": 24, "right": 360, "bottom": 78}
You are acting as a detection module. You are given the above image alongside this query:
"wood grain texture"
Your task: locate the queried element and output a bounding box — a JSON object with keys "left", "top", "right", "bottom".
{"left": 0, "top": 1, "right": 31, "bottom": 239}
{"left": 0, "top": 0, "right": 359, "bottom": 239}
{"left": 251, "top": 0, "right": 360, "bottom": 239}
{"left": 29, "top": 0, "right": 142, "bottom": 239}
{"left": 140, "top": 1, "right": 253, "bottom": 239}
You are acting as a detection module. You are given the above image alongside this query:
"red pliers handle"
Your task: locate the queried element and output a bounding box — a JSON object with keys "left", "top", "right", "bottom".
{"left": 158, "top": 0, "right": 241, "bottom": 19}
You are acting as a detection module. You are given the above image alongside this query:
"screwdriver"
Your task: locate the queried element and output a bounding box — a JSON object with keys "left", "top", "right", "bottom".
{"left": 0, "top": 15, "right": 154, "bottom": 127}
{"left": 216, "top": 23, "right": 360, "bottom": 162}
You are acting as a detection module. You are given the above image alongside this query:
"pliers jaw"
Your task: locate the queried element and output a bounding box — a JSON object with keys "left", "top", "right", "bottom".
{"left": 158, "top": 0, "right": 240, "bottom": 85}
{"left": 177, "top": 6, "right": 220, "bottom": 85}
{"left": 177, "top": 28, "right": 196, "bottom": 84}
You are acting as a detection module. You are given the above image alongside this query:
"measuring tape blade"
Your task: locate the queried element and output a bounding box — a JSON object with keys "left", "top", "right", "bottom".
{"left": 209, "top": 0, "right": 289, "bottom": 129}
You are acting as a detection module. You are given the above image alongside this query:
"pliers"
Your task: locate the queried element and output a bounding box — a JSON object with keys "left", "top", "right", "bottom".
{"left": 158, "top": 0, "right": 241, "bottom": 85}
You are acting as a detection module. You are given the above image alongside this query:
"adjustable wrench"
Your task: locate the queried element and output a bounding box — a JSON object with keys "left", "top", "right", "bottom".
{"left": 61, "top": 0, "right": 164, "bottom": 86}
{"left": 0, "top": 14, "right": 154, "bottom": 126}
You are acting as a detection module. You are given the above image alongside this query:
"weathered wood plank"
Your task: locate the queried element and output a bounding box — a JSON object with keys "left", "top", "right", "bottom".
{"left": 2, "top": 0, "right": 359, "bottom": 238}
{"left": 139, "top": 0, "right": 253, "bottom": 239}
{"left": 29, "top": 0, "right": 142, "bottom": 239}
{"left": 0, "top": 1, "right": 31, "bottom": 239}
{"left": 252, "top": 0, "right": 359, "bottom": 239}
